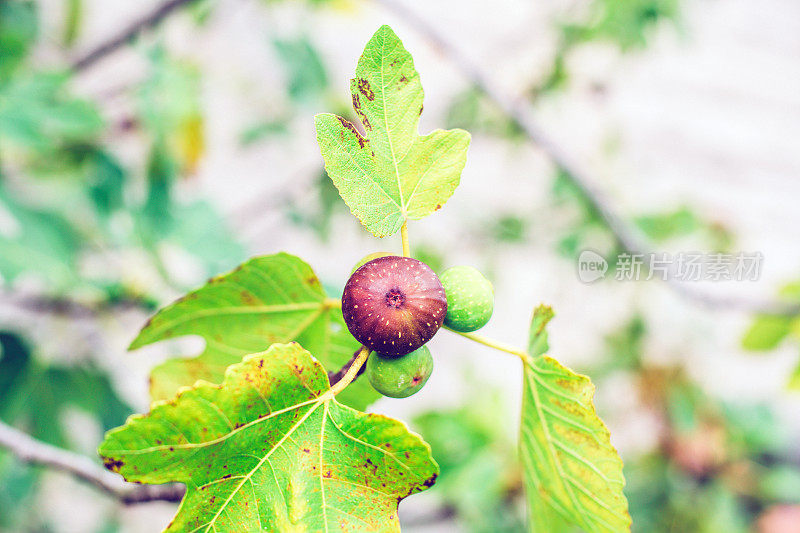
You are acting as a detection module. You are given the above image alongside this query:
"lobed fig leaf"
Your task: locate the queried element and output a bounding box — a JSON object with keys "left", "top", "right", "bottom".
{"left": 130, "top": 252, "right": 379, "bottom": 410}
{"left": 520, "top": 305, "right": 631, "bottom": 532}
{"left": 99, "top": 343, "right": 438, "bottom": 532}
{"left": 315, "top": 25, "right": 471, "bottom": 238}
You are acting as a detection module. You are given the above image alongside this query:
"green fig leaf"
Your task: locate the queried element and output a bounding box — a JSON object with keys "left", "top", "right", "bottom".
{"left": 130, "top": 253, "right": 378, "bottom": 410}
{"left": 100, "top": 343, "right": 438, "bottom": 532}
{"left": 520, "top": 305, "right": 630, "bottom": 532}
{"left": 315, "top": 25, "right": 471, "bottom": 238}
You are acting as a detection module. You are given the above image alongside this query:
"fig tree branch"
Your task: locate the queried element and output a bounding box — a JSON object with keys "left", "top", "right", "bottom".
{"left": 373, "top": 0, "right": 800, "bottom": 317}
{"left": 327, "top": 346, "right": 368, "bottom": 386}
{"left": 0, "top": 419, "right": 185, "bottom": 504}
{"left": 329, "top": 346, "right": 371, "bottom": 395}
{"left": 71, "top": 0, "right": 198, "bottom": 71}
{"left": 1, "top": 290, "right": 152, "bottom": 318}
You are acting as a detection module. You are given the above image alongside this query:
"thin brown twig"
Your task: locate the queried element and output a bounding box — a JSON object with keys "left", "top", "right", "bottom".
{"left": 373, "top": 0, "right": 800, "bottom": 316}
{"left": 71, "top": 0, "right": 198, "bottom": 72}
{"left": 0, "top": 291, "right": 152, "bottom": 318}
{"left": 327, "top": 347, "right": 369, "bottom": 387}
{"left": 0, "top": 419, "right": 184, "bottom": 504}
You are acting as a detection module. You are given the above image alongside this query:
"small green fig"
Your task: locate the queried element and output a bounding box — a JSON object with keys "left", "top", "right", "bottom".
{"left": 350, "top": 252, "right": 392, "bottom": 274}
{"left": 440, "top": 265, "right": 494, "bottom": 332}
{"left": 366, "top": 346, "right": 433, "bottom": 398}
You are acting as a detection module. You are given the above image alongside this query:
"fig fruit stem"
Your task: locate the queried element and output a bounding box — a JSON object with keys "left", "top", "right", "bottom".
{"left": 324, "top": 297, "right": 341, "bottom": 308}
{"left": 445, "top": 326, "right": 532, "bottom": 364}
{"left": 329, "top": 346, "right": 371, "bottom": 396}
{"left": 401, "top": 221, "right": 410, "bottom": 257}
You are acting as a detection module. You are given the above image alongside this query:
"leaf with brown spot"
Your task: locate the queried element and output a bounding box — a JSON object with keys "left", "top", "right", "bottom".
{"left": 129, "top": 253, "right": 378, "bottom": 410}
{"left": 520, "top": 305, "right": 630, "bottom": 532}
{"left": 315, "top": 25, "right": 470, "bottom": 238}
{"left": 99, "top": 343, "right": 438, "bottom": 532}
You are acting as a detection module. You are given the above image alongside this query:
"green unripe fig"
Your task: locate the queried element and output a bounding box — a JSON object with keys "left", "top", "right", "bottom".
{"left": 366, "top": 346, "right": 433, "bottom": 398}
{"left": 350, "top": 252, "right": 392, "bottom": 274}
{"left": 440, "top": 265, "right": 494, "bottom": 332}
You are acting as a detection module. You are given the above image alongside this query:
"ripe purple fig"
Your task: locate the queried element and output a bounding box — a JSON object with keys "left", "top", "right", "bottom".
{"left": 342, "top": 256, "right": 447, "bottom": 357}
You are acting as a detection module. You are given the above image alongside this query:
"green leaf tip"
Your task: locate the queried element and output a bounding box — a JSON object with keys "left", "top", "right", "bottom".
{"left": 529, "top": 304, "right": 555, "bottom": 358}
{"left": 100, "top": 342, "right": 438, "bottom": 532}
{"left": 316, "top": 25, "right": 471, "bottom": 238}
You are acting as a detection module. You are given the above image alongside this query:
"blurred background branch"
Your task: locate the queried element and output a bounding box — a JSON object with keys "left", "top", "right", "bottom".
{"left": 2, "top": 290, "right": 152, "bottom": 317}
{"left": 70, "top": 0, "right": 199, "bottom": 71}
{"left": 0, "top": 419, "right": 184, "bottom": 504}
{"left": 1, "top": 0, "right": 799, "bottom": 530}
{"left": 374, "top": 0, "right": 800, "bottom": 317}
{"left": 58, "top": 0, "right": 800, "bottom": 315}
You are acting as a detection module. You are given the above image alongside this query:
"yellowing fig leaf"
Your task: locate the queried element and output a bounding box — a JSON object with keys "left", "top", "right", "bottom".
{"left": 315, "top": 25, "right": 471, "bottom": 238}
{"left": 130, "top": 253, "right": 378, "bottom": 410}
{"left": 520, "top": 305, "right": 630, "bottom": 532}
{"left": 100, "top": 343, "right": 438, "bottom": 532}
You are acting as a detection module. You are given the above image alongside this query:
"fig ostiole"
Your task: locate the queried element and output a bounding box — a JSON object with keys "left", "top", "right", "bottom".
{"left": 342, "top": 255, "right": 447, "bottom": 357}
{"left": 366, "top": 346, "right": 433, "bottom": 398}
{"left": 440, "top": 265, "right": 494, "bottom": 332}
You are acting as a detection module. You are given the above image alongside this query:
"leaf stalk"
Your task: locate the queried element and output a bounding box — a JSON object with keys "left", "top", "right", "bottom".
{"left": 445, "top": 327, "right": 531, "bottom": 364}
{"left": 401, "top": 221, "right": 411, "bottom": 257}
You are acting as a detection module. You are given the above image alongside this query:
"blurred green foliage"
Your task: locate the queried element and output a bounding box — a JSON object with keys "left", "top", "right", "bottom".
{"left": 285, "top": 169, "right": 345, "bottom": 242}
{"left": 413, "top": 393, "right": 524, "bottom": 532}
{"left": 272, "top": 35, "right": 328, "bottom": 103}
{"left": 537, "top": 0, "right": 683, "bottom": 95}
{"left": 741, "top": 282, "right": 800, "bottom": 389}
{"left": 0, "top": 332, "right": 132, "bottom": 530}
{"left": 445, "top": 88, "right": 524, "bottom": 141}
{"left": 563, "top": 0, "right": 682, "bottom": 51}
{"left": 1, "top": 1, "right": 797, "bottom": 532}
{"left": 635, "top": 207, "right": 733, "bottom": 251}
{"left": 590, "top": 317, "right": 800, "bottom": 532}
{"left": 0, "top": 3, "right": 244, "bottom": 528}
{"left": 0, "top": 1, "right": 37, "bottom": 82}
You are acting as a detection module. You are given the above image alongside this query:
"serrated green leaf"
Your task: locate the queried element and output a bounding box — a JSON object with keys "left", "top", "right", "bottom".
{"left": 520, "top": 307, "right": 630, "bottom": 532}
{"left": 130, "top": 253, "right": 379, "bottom": 410}
{"left": 741, "top": 315, "right": 793, "bottom": 351}
{"left": 100, "top": 343, "right": 438, "bottom": 532}
{"left": 315, "top": 25, "right": 470, "bottom": 238}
